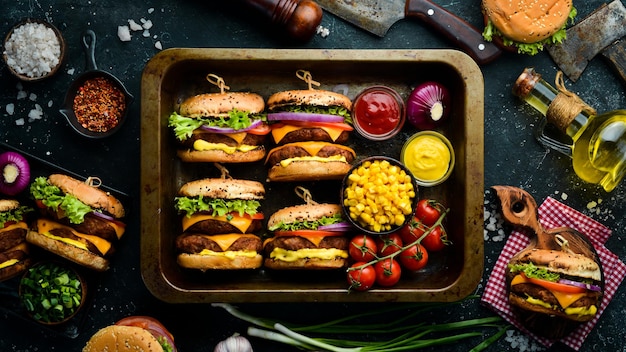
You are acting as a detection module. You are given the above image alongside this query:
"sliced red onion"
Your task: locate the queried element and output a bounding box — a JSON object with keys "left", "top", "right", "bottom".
{"left": 267, "top": 112, "right": 345, "bottom": 123}
{"left": 89, "top": 211, "right": 116, "bottom": 222}
{"left": 559, "top": 278, "right": 602, "bottom": 292}
{"left": 406, "top": 81, "right": 451, "bottom": 130}
{"left": 0, "top": 151, "right": 31, "bottom": 196}
{"left": 200, "top": 119, "right": 263, "bottom": 134}
{"left": 318, "top": 221, "right": 354, "bottom": 232}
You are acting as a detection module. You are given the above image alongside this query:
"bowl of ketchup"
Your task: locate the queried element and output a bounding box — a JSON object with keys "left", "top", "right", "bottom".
{"left": 352, "top": 86, "right": 405, "bottom": 141}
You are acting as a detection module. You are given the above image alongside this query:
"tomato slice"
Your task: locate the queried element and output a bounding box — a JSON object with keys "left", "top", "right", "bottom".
{"left": 240, "top": 211, "right": 264, "bottom": 220}
{"left": 274, "top": 229, "right": 345, "bottom": 237}
{"left": 522, "top": 273, "right": 586, "bottom": 294}
{"left": 271, "top": 120, "right": 354, "bottom": 131}
{"left": 247, "top": 123, "right": 272, "bottom": 135}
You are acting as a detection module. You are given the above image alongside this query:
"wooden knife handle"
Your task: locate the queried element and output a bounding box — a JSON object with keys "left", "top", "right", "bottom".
{"left": 407, "top": 0, "right": 501, "bottom": 65}
{"left": 243, "top": 0, "right": 323, "bottom": 42}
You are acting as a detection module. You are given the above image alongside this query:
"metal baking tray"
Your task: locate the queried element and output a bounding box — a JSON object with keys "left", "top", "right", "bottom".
{"left": 140, "top": 49, "right": 484, "bottom": 303}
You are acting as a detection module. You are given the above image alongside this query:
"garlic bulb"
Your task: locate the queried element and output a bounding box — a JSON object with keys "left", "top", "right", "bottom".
{"left": 214, "top": 334, "right": 253, "bottom": 352}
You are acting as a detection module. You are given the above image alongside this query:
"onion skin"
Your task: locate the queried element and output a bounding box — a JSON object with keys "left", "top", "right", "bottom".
{"left": 406, "top": 82, "right": 451, "bottom": 130}
{"left": 0, "top": 151, "right": 31, "bottom": 196}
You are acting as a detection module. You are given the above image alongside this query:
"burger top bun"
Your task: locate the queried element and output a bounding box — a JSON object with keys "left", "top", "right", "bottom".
{"left": 268, "top": 203, "right": 342, "bottom": 229}
{"left": 48, "top": 174, "right": 125, "bottom": 218}
{"left": 481, "top": 0, "right": 573, "bottom": 43}
{"left": 82, "top": 325, "right": 163, "bottom": 352}
{"left": 178, "top": 178, "right": 265, "bottom": 200}
{"left": 179, "top": 92, "right": 265, "bottom": 118}
{"left": 512, "top": 248, "right": 602, "bottom": 281}
{"left": 0, "top": 199, "right": 20, "bottom": 213}
{"left": 267, "top": 89, "right": 352, "bottom": 111}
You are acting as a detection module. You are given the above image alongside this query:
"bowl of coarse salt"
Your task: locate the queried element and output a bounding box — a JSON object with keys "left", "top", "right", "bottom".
{"left": 3, "top": 19, "right": 66, "bottom": 82}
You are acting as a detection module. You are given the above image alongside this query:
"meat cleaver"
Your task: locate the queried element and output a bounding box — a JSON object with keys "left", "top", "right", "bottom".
{"left": 316, "top": 0, "right": 502, "bottom": 65}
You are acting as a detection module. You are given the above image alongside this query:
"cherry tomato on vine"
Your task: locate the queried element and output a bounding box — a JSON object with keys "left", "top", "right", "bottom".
{"left": 374, "top": 258, "right": 402, "bottom": 287}
{"left": 349, "top": 234, "right": 378, "bottom": 262}
{"left": 421, "top": 225, "right": 448, "bottom": 252}
{"left": 399, "top": 243, "right": 429, "bottom": 271}
{"left": 415, "top": 199, "right": 444, "bottom": 226}
{"left": 375, "top": 232, "right": 403, "bottom": 257}
{"left": 398, "top": 219, "right": 427, "bottom": 245}
{"left": 347, "top": 262, "right": 376, "bottom": 291}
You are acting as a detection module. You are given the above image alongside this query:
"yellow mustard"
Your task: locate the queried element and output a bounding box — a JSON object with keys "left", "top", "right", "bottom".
{"left": 402, "top": 134, "right": 451, "bottom": 182}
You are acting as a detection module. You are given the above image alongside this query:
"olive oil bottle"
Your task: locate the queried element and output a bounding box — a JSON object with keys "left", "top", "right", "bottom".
{"left": 513, "top": 67, "right": 626, "bottom": 192}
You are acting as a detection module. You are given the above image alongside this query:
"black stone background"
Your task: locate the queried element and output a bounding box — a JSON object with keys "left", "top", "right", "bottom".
{"left": 1, "top": 1, "right": 625, "bottom": 351}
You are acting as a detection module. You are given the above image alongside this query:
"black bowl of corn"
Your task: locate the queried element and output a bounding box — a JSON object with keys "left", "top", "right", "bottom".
{"left": 341, "top": 156, "right": 418, "bottom": 235}
{"left": 19, "top": 261, "right": 86, "bottom": 325}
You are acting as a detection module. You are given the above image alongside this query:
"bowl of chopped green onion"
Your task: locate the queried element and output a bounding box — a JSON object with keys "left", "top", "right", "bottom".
{"left": 19, "top": 261, "right": 86, "bottom": 325}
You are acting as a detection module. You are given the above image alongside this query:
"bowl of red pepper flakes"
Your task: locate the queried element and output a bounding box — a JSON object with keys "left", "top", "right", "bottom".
{"left": 59, "top": 30, "right": 133, "bottom": 139}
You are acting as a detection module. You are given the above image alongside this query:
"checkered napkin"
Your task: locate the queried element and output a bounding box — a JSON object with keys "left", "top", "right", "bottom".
{"left": 481, "top": 196, "right": 626, "bottom": 350}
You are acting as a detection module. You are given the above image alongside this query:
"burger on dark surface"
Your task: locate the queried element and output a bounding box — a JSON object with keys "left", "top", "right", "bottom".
{"left": 83, "top": 315, "right": 176, "bottom": 352}
{"left": 174, "top": 177, "right": 265, "bottom": 270}
{"left": 481, "top": 0, "right": 576, "bottom": 55}
{"left": 265, "top": 70, "right": 355, "bottom": 181}
{"left": 167, "top": 74, "right": 270, "bottom": 163}
{"left": 264, "top": 202, "right": 351, "bottom": 270}
{"left": 506, "top": 247, "right": 603, "bottom": 339}
{"left": 27, "top": 174, "right": 126, "bottom": 271}
{"left": 0, "top": 199, "right": 32, "bottom": 281}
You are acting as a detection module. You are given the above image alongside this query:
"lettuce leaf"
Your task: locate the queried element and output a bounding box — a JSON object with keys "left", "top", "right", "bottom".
{"left": 167, "top": 109, "right": 266, "bottom": 141}
{"left": 280, "top": 105, "right": 353, "bottom": 124}
{"left": 268, "top": 213, "right": 343, "bottom": 231}
{"left": 174, "top": 195, "right": 260, "bottom": 218}
{"left": 0, "top": 205, "right": 33, "bottom": 228}
{"left": 508, "top": 262, "right": 560, "bottom": 282}
{"left": 29, "top": 176, "right": 93, "bottom": 224}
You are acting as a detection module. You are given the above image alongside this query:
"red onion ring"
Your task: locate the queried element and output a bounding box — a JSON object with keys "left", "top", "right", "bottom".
{"left": 0, "top": 151, "right": 31, "bottom": 196}
{"left": 559, "top": 278, "right": 602, "bottom": 292}
{"left": 317, "top": 221, "right": 354, "bottom": 232}
{"left": 199, "top": 119, "right": 263, "bottom": 134}
{"left": 267, "top": 112, "right": 345, "bottom": 123}
{"left": 406, "top": 81, "right": 451, "bottom": 130}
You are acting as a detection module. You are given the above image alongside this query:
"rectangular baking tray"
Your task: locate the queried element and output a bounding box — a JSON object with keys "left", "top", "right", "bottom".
{"left": 140, "top": 49, "right": 484, "bottom": 303}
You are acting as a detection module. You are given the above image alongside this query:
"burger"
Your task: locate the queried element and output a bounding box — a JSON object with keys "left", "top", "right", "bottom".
{"left": 264, "top": 203, "right": 350, "bottom": 270}
{"left": 174, "top": 177, "right": 265, "bottom": 270}
{"left": 481, "top": 0, "right": 577, "bottom": 55}
{"left": 27, "top": 174, "right": 126, "bottom": 271}
{"left": 506, "top": 247, "right": 603, "bottom": 339}
{"left": 83, "top": 315, "right": 176, "bottom": 352}
{"left": 167, "top": 91, "right": 270, "bottom": 163}
{"left": 0, "top": 199, "right": 32, "bottom": 281}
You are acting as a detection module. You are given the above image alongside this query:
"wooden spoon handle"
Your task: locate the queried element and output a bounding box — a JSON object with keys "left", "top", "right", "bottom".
{"left": 492, "top": 186, "right": 544, "bottom": 236}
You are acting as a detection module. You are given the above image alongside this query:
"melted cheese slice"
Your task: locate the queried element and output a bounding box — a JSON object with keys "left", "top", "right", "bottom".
{"left": 182, "top": 213, "right": 253, "bottom": 233}
{"left": 271, "top": 124, "right": 344, "bottom": 143}
{"left": 2, "top": 222, "right": 28, "bottom": 231}
{"left": 0, "top": 259, "right": 19, "bottom": 269}
{"left": 192, "top": 140, "right": 258, "bottom": 154}
{"left": 511, "top": 274, "right": 590, "bottom": 310}
{"left": 109, "top": 221, "right": 125, "bottom": 239}
{"left": 37, "top": 219, "right": 112, "bottom": 255}
{"left": 269, "top": 247, "right": 348, "bottom": 262}
{"left": 280, "top": 155, "right": 346, "bottom": 167}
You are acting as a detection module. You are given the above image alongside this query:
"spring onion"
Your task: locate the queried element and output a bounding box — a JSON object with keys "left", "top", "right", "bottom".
{"left": 19, "top": 262, "right": 84, "bottom": 323}
{"left": 213, "top": 296, "right": 510, "bottom": 351}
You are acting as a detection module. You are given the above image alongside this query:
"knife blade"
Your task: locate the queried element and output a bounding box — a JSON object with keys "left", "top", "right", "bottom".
{"left": 317, "top": 0, "right": 501, "bottom": 65}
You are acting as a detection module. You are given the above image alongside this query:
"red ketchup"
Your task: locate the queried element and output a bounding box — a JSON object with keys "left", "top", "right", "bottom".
{"left": 353, "top": 86, "right": 405, "bottom": 140}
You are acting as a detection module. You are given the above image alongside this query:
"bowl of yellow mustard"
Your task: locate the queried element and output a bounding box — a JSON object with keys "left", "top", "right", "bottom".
{"left": 341, "top": 156, "right": 418, "bottom": 235}
{"left": 400, "top": 131, "right": 455, "bottom": 187}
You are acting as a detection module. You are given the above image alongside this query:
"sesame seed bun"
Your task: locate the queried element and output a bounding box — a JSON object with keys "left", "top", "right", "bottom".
{"left": 0, "top": 199, "right": 20, "bottom": 212}
{"left": 179, "top": 92, "right": 265, "bottom": 118}
{"left": 48, "top": 174, "right": 125, "bottom": 218}
{"left": 82, "top": 325, "right": 164, "bottom": 352}
{"left": 267, "top": 89, "right": 352, "bottom": 111}
{"left": 178, "top": 178, "right": 265, "bottom": 200}
{"left": 267, "top": 203, "right": 342, "bottom": 229}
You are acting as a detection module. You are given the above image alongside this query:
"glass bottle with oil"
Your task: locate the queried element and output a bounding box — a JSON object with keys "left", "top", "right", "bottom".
{"left": 512, "top": 67, "right": 626, "bottom": 192}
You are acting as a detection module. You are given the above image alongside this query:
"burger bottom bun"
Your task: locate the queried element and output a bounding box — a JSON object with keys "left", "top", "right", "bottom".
{"left": 177, "top": 147, "right": 265, "bottom": 163}
{"left": 83, "top": 325, "right": 163, "bottom": 352}
{"left": 268, "top": 160, "right": 351, "bottom": 182}
{"left": 264, "top": 256, "right": 348, "bottom": 270}
{"left": 0, "top": 258, "right": 31, "bottom": 282}
{"left": 177, "top": 252, "right": 263, "bottom": 270}
{"left": 509, "top": 294, "right": 592, "bottom": 339}
{"left": 26, "top": 231, "right": 109, "bottom": 272}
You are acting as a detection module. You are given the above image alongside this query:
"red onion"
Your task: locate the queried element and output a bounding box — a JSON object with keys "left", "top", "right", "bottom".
{"left": 559, "top": 278, "right": 602, "bottom": 292}
{"left": 406, "top": 81, "right": 451, "bottom": 130}
{"left": 200, "top": 119, "right": 263, "bottom": 134}
{"left": 0, "top": 151, "right": 31, "bottom": 196}
{"left": 317, "top": 221, "right": 354, "bottom": 232}
{"left": 267, "top": 112, "right": 345, "bottom": 123}
{"left": 88, "top": 211, "right": 116, "bottom": 222}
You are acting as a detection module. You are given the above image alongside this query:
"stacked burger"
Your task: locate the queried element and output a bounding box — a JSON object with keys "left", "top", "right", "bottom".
{"left": 0, "top": 199, "right": 32, "bottom": 281}
{"left": 265, "top": 70, "right": 356, "bottom": 181}
{"left": 174, "top": 176, "right": 266, "bottom": 270}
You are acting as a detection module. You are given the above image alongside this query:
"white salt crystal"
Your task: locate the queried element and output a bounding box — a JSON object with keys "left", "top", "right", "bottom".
{"left": 128, "top": 19, "right": 143, "bottom": 31}
{"left": 117, "top": 25, "right": 131, "bottom": 42}
{"left": 6, "top": 103, "right": 15, "bottom": 115}
{"left": 67, "top": 67, "right": 75, "bottom": 75}
{"left": 142, "top": 20, "right": 153, "bottom": 30}
{"left": 29, "top": 92, "right": 37, "bottom": 101}
{"left": 148, "top": 7, "right": 154, "bottom": 14}
{"left": 48, "top": 100, "right": 53, "bottom": 108}
{"left": 154, "top": 41, "right": 162, "bottom": 50}
{"left": 15, "top": 118, "right": 25, "bottom": 125}
{"left": 17, "top": 90, "right": 27, "bottom": 100}
{"left": 142, "top": 29, "right": 150, "bottom": 38}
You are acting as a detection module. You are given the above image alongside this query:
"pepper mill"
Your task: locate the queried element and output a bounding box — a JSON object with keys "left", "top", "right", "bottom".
{"left": 243, "top": 0, "right": 323, "bottom": 42}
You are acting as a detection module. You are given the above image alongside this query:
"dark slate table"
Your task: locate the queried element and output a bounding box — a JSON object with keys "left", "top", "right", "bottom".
{"left": 1, "top": 1, "right": 625, "bottom": 351}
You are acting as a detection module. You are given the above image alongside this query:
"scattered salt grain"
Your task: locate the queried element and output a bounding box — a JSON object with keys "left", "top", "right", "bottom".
{"left": 15, "top": 118, "right": 25, "bottom": 126}
{"left": 128, "top": 19, "right": 143, "bottom": 31}
{"left": 154, "top": 41, "right": 162, "bottom": 50}
{"left": 142, "top": 20, "right": 153, "bottom": 30}
{"left": 6, "top": 103, "right": 15, "bottom": 115}
{"left": 28, "top": 104, "right": 44, "bottom": 122}
{"left": 3, "top": 22, "right": 61, "bottom": 78}
{"left": 67, "top": 67, "right": 75, "bottom": 75}
{"left": 142, "top": 30, "right": 150, "bottom": 38}
{"left": 148, "top": 7, "right": 155, "bottom": 14}
{"left": 117, "top": 25, "right": 131, "bottom": 42}
{"left": 48, "top": 100, "right": 53, "bottom": 108}
{"left": 316, "top": 25, "right": 330, "bottom": 38}
{"left": 29, "top": 93, "right": 37, "bottom": 101}
{"left": 16, "top": 90, "right": 27, "bottom": 100}
{"left": 560, "top": 192, "right": 568, "bottom": 200}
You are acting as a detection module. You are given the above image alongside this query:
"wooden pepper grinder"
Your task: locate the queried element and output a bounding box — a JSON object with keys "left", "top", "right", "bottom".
{"left": 243, "top": 0, "right": 323, "bottom": 42}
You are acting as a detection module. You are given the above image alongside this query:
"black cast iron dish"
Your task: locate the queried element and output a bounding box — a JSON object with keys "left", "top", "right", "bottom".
{"left": 59, "top": 30, "right": 133, "bottom": 139}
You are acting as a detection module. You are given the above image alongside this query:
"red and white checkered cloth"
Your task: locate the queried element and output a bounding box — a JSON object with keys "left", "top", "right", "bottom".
{"left": 482, "top": 197, "right": 626, "bottom": 350}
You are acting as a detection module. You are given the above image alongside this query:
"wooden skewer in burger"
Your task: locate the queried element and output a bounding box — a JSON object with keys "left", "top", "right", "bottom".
{"left": 265, "top": 70, "right": 356, "bottom": 182}
{"left": 168, "top": 73, "right": 270, "bottom": 163}
{"left": 493, "top": 185, "right": 603, "bottom": 339}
